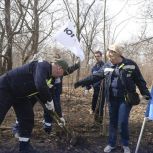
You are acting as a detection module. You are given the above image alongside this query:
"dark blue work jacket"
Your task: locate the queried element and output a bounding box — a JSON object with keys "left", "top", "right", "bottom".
{"left": 3, "top": 60, "right": 54, "bottom": 102}
{"left": 77, "top": 58, "right": 150, "bottom": 102}
{"left": 91, "top": 61, "right": 104, "bottom": 89}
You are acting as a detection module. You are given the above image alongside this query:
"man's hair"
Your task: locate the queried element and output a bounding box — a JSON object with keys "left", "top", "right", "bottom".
{"left": 94, "top": 51, "right": 102, "bottom": 56}
{"left": 55, "top": 59, "right": 69, "bottom": 72}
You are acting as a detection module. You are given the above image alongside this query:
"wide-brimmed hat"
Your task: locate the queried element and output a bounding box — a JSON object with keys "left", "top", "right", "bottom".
{"left": 108, "top": 44, "right": 124, "bottom": 56}
{"left": 55, "top": 59, "right": 69, "bottom": 72}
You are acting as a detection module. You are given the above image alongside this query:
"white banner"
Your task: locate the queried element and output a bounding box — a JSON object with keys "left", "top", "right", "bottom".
{"left": 54, "top": 21, "right": 85, "bottom": 61}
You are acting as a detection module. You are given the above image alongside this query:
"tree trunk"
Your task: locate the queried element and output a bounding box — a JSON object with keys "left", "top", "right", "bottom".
{"left": 103, "top": 0, "right": 107, "bottom": 62}
{"left": 76, "top": 0, "right": 80, "bottom": 81}
{"left": 31, "top": 0, "right": 39, "bottom": 54}
{"left": 5, "top": 0, "right": 12, "bottom": 70}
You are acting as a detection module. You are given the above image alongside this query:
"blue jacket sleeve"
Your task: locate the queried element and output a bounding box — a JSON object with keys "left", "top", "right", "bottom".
{"left": 75, "top": 69, "right": 104, "bottom": 88}
{"left": 132, "top": 61, "right": 150, "bottom": 97}
{"left": 34, "top": 61, "right": 52, "bottom": 103}
{"left": 64, "top": 62, "right": 80, "bottom": 76}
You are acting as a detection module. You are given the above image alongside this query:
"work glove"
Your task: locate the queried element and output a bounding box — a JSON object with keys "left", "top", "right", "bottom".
{"left": 45, "top": 100, "right": 55, "bottom": 111}
{"left": 83, "top": 89, "right": 88, "bottom": 96}
{"left": 142, "top": 89, "right": 152, "bottom": 100}
{"left": 58, "top": 117, "right": 66, "bottom": 128}
{"left": 143, "top": 94, "right": 152, "bottom": 100}
{"left": 43, "top": 121, "right": 52, "bottom": 134}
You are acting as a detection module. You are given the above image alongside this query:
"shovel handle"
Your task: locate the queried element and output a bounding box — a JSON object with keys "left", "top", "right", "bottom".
{"left": 35, "top": 96, "right": 71, "bottom": 135}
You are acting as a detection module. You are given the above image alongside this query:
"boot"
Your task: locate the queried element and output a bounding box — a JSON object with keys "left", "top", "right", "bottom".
{"left": 19, "top": 141, "right": 39, "bottom": 153}
{"left": 43, "top": 120, "right": 52, "bottom": 134}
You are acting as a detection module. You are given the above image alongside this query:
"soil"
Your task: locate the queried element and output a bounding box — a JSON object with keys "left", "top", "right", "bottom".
{"left": 0, "top": 88, "right": 153, "bottom": 153}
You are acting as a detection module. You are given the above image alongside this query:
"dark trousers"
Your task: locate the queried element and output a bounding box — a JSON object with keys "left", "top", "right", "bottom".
{"left": 0, "top": 88, "right": 34, "bottom": 138}
{"left": 92, "top": 86, "right": 105, "bottom": 117}
{"left": 92, "top": 87, "right": 100, "bottom": 112}
{"left": 0, "top": 89, "right": 13, "bottom": 124}
{"left": 13, "top": 98, "right": 34, "bottom": 138}
{"left": 108, "top": 98, "right": 132, "bottom": 147}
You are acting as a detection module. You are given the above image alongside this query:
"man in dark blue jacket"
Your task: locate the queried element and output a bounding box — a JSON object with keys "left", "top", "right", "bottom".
{"left": 0, "top": 59, "right": 68, "bottom": 153}
{"left": 74, "top": 44, "right": 151, "bottom": 153}
{"left": 12, "top": 61, "right": 80, "bottom": 136}
{"left": 88, "top": 51, "right": 104, "bottom": 124}
{"left": 91, "top": 51, "right": 104, "bottom": 113}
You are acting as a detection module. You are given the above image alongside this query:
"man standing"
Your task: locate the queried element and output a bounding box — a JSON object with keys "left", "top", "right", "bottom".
{"left": 0, "top": 59, "right": 68, "bottom": 153}
{"left": 89, "top": 51, "right": 105, "bottom": 123}
{"left": 91, "top": 51, "right": 104, "bottom": 113}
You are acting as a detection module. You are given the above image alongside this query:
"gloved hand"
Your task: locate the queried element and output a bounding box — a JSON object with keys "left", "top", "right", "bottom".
{"left": 83, "top": 89, "right": 88, "bottom": 96}
{"left": 43, "top": 121, "right": 52, "bottom": 134}
{"left": 58, "top": 117, "right": 66, "bottom": 127}
{"left": 143, "top": 94, "right": 152, "bottom": 100}
{"left": 60, "top": 117, "right": 65, "bottom": 125}
{"left": 45, "top": 100, "right": 55, "bottom": 111}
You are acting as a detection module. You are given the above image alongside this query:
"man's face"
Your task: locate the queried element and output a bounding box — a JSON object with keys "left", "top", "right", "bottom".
{"left": 54, "top": 65, "right": 64, "bottom": 77}
{"left": 94, "top": 53, "right": 102, "bottom": 62}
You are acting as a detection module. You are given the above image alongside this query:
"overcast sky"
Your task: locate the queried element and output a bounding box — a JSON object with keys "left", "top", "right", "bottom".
{"left": 99, "top": 0, "right": 153, "bottom": 43}
{"left": 51, "top": 0, "right": 153, "bottom": 49}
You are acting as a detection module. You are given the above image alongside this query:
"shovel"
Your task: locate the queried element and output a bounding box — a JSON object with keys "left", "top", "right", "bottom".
{"left": 36, "top": 96, "right": 81, "bottom": 146}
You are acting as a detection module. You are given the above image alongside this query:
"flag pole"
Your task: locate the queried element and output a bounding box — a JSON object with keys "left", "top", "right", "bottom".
{"left": 135, "top": 117, "right": 148, "bottom": 153}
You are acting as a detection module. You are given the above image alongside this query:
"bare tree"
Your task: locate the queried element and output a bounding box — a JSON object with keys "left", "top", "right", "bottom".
{"left": 63, "top": 0, "right": 96, "bottom": 80}
{"left": 0, "top": 18, "right": 6, "bottom": 74}
{"left": 0, "top": 0, "right": 30, "bottom": 71}
{"left": 103, "top": 0, "right": 107, "bottom": 62}
{"left": 4, "top": 0, "right": 13, "bottom": 70}
{"left": 81, "top": 5, "right": 103, "bottom": 70}
{"left": 13, "top": 0, "right": 58, "bottom": 64}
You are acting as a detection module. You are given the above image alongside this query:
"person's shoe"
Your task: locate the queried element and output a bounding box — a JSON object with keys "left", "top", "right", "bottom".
{"left": 43, "top": 120, "right": 52, "bottom": 134}
{"left": 12, "top": 123, "right": 20, "bottom": 138}
{"left": 19, "top": 141, "right": 39, "bottom": 153}
{"left": 104, "top": 145, "right": 116, "bottom": 153}
{"left": 123, "top": 146, "right": 131, "bottom": 153}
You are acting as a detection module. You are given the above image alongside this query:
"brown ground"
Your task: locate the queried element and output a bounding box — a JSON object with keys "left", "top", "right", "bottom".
{"left": 0, "top": 88, "right": 153, "bottom": 153}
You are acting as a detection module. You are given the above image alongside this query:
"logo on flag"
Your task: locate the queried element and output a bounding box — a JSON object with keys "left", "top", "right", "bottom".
{"left": 54, "top": 21, "right": 85, "bottom": 61}
{"left": 145, "top": 86, "right": 153, "bottom": 120}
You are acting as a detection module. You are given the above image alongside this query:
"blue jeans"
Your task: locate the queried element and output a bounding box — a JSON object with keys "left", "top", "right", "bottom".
{"left": 108, "top": 98, "right": 132, "bottom": 147}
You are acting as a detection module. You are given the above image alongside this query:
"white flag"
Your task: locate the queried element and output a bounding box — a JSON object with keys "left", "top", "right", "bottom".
{"left": 54, "top": 21, "right": 85, "bottom": 61}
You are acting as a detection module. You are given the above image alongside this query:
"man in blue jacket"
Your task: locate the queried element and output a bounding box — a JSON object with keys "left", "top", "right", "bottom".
{"left": 90, "top": 51, "right": 104, "bottom": 112}
{"left": 90, "top": 51, "right": 104, "bottom": 123}
{"left": 74, "top": 44, "right": 151, "bottom": 153}
{"left": 12, "top": 61, "right": 80, "bottom": 136}
{"left": 0, "top": 59, "right": 68, "bottom": 153}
